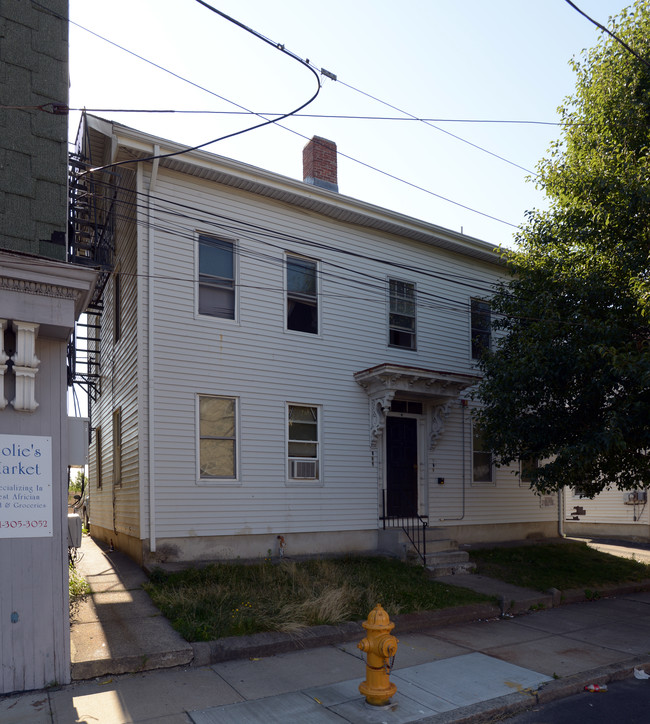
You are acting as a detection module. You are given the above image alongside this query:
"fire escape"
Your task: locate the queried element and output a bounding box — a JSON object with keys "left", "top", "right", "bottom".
{"left": 67, "top": 131, "right": 119, "bottom": 415}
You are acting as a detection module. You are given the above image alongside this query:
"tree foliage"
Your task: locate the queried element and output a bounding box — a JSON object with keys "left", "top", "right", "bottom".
{"left": 475, "top": 1, "right": 650, "bottom": 496}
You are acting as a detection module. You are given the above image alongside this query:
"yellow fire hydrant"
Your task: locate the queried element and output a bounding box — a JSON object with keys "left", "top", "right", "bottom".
{"left": 358, "top": 603, "right": 399, "bottom": 706}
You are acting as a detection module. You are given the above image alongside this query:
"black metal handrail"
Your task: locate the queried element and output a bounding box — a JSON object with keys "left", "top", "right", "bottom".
{"left": 380, "top": 490, "right": 428, "bottom": 565}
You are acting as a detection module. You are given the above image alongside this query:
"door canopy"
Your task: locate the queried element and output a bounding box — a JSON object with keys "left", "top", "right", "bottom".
{"left": 354, "top": 363, "right": 479, "bottom": 450}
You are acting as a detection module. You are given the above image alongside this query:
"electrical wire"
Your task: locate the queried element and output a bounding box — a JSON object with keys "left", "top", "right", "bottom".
{"left": 34, "top": 106, "right": 564, "bottom": 125}
{"left": 332, "top": 77, "right": 537, "bottom": 176}
{"left": 56, "top": 5, "right": 523, "bottom": 227}
{"left": 33, "top": 0, "right": 322, "bottom": 174}
{"left": 85, "top": 4, "right": 322, "bottom": 174}
{"left": 564, "top": 0, "right": 650, "bottom": 72}
{"left": 78, "top": 172, "right": 505, "bottom": 295}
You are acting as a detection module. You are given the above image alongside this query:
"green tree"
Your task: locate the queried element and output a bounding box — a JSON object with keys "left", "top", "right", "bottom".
{"left": 475, "top": 1, "right": 650, "bottom": 496}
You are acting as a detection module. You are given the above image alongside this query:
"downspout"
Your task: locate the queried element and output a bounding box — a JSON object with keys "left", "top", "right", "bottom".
{"left": 439, "top": 399, "right": 466, "bottom": 521}
{"left": 148, "top": 146, "right": 160, "bottom": 554}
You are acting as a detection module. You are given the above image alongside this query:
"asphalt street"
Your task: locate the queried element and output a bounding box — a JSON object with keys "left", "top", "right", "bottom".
{"left": 503, "top": 677, "right": 650, "bottom": 723}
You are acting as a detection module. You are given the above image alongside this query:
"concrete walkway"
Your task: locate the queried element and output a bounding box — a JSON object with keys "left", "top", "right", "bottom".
{"left": 3, "top": 536, "right": 650, "bottom": 723}
{"left": 70, "top": 536, "right": 193, "bottom": 679}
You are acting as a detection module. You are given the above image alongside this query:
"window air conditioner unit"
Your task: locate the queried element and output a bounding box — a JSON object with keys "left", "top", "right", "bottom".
{"left": 290, "top": 460, "right": 318, "bottom": 479}
{"left": 624, "top": 491, "right": 647, "bottom": 505}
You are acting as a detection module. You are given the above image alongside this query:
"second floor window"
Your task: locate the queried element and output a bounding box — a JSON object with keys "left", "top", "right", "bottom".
{"left": 389, "top": 279, "right": 416, "bottom": 349}
{"left": 198, "top": 235, "right": 235, "bottom": 319}
{"left": 471, "top": 298, "right": 491, "bottom": 359}
{"left": 286, "top": 254, "right": 318, "bottom": 334}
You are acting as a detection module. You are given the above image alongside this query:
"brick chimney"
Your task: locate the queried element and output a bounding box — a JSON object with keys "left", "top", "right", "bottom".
{"left": 302, "top": 136, "right": 338, "bottom": 192}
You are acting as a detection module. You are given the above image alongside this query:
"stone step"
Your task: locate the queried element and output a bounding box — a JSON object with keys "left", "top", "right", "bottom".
{"left": 425, "top": 550, "right": 477, "bottom": 577}
{"left": 424, "top": 537, "right": 458, "bottom": 553}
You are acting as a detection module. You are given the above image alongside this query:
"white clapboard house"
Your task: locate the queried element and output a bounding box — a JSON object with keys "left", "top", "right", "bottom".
{"left": 563, "top": 486, "right": 650, "bottom": 541}
{"left": 77, "top": 114, "right": 561, "bottom": 568}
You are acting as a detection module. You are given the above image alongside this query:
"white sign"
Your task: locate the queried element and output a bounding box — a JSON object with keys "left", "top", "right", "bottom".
{"left": 0, "top": 435, "right": 52, "bottom": 538}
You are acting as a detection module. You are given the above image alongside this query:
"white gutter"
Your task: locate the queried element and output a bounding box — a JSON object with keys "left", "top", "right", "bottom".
{"left": 148, "top": 146, "right": 160, "bottom": 553}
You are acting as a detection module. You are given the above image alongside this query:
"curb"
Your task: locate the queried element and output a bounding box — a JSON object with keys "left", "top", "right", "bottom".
{"left": 188, "top": 580, "right": 650, "bottom": 668}
{"left": 190, "top": 603, "right": 502, "bottom": 666}
{"left": 413, "top": 656, "right": 650, "bottom": 723}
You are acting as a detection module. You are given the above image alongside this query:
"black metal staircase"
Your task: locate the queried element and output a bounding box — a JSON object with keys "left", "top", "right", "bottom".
{"left": 66, "top": 134, "right": 118, "bottom": 405}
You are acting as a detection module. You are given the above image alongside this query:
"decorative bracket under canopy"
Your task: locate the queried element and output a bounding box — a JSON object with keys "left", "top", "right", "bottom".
{"left": 354, "top": 363, "right": 478, "bottom": 450}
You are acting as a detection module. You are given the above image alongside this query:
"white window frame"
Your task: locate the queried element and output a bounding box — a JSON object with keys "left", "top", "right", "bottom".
{"left": 470, "top": 298, "right": 491, "bottom": 360}
{"left": 388, "top": 277, "right": 417, "bottom": 350}
{"left": 196, "top": 394, "right": 240, "bottom": 484}
{"left": 471, "top": 420, "right": 494, "bottom": 486}
{"left": 519, "top": 456, "right": 539, "bottom": 487}
{"left": 112, "top": 408, "right": 122, "bottom": 488}
{"left": 286, "top": 402, "right": 322, "bottom": 485}
{"left": 285, "top": 252, "right": 320, "bottom": 335}
{"left": 196, "top": 233, "right": 238, "bottom": 321}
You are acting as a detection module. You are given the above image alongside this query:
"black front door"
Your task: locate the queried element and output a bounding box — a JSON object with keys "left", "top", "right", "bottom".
{"left": 386, "top": 416, "right": 418, "bottom": 517}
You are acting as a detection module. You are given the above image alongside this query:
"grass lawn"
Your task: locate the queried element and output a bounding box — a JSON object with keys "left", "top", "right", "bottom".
{"left": 469, "top": 540, "right": 650, "bottom": 592}
{"left": 144, "top": 556, "right": 491, "bottom": 642}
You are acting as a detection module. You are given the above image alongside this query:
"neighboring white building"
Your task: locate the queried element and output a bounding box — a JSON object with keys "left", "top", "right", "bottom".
{"left": 563, "top": 486, "right": 650, "bottom": 541}
{"left": 78, "top": 115, "right": 561, "bottom": 567}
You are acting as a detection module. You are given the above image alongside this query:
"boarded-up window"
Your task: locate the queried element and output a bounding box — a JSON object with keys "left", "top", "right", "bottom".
{"left": 199, "top": 396, "right": 237, "bottom": 479}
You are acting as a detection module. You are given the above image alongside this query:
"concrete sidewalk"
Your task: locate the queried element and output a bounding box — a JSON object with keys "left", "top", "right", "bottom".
{"left": 4, "top": 535, "right": 650, "bottom": 723}
{"left": 69, "top": 536, "right": 193, "bottom": 679}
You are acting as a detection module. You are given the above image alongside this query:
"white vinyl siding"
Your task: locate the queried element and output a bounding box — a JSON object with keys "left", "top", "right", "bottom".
{"left": 97, "top": 154, "right": 558, "bottom": 544}
{"left": 88, "top": 168, "right": 141, "bottom": 538}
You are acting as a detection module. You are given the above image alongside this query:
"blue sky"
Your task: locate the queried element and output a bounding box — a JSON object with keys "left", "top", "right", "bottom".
{"left": 68, "top": 1, "right": 632, "bottom": 248}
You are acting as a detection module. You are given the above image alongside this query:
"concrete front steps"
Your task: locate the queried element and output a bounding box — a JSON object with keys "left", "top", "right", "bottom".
{"left": 425, "top": 549, "right": 476, "bottom": 577}
{"left": 393, "top": 527, "right": 477, "bottom": 576}
{"left": 419, "top": 529, "right": 475, "bottom": 576}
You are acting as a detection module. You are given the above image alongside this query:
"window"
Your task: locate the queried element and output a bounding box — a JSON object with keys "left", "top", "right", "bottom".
{"left": 288, "top": 404, "right": 319, "bottom": 480}
{"left": 390, "top": 400, "right": 423, "bottom": 414}
{"left": 472, "top": 423, "right": 493, "bottom": 483}
{"left": 286, "top": 254, "right": 318, "bottom": 334}
{"left": 198, "top": 235, "right": 235, "bottom": 319}
{"left": 199, "top": 395, "right": 237, "bottom": 480}
{"left": 113, "top": 269, "right": 121, "bottom": 343}
{"left": 520, "top": 456, "right": 539, "bottom": 485}
{"left": 95, "top": 426, "right": 102, "bottom": 490}
{"left": 112, "top": 409, "right": 122, "bottom": 487}
{"left": 389, "top": 279, "right": 416, "bottom": 349}
{"left": 471, "top": 298, "right": 491, "bottom": 359}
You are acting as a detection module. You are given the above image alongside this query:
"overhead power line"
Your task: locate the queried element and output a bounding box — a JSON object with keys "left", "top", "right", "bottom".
{"left": 564, "top": 0, "right": 650, "bottom": 72}
{"left": 56, "top": 1, "right": 521, "bottom": 227}
{"left": 332, "top": 76, "right": 537, "bottom": 176}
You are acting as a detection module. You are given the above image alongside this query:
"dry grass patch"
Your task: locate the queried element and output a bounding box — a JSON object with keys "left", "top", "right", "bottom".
{"left": 144, "top": 556, "right": 490, "bottom": 642}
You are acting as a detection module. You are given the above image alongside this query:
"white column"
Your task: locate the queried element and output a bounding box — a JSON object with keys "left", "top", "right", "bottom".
{"left": 0, "top": 319, "right": 8, "bottom": 409}
{"left": 11, "top": 321, "right": 40, "bottom": 412}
